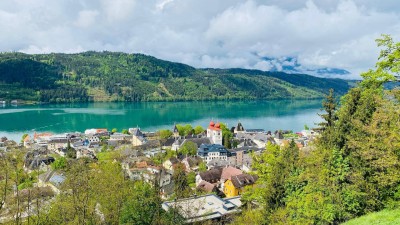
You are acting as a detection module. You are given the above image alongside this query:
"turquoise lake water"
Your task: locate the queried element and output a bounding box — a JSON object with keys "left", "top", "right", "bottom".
{"left": 0, "top": 100, "right": 323, "bottom": 141}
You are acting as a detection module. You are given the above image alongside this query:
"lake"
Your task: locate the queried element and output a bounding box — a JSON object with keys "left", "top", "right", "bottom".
{"left": 0, "top": 100, "right": 324, "bottom": 141}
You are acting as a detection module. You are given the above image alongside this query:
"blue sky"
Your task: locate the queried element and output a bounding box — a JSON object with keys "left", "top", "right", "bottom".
{"left": 1, "top": 0, "right": 399, "bottom": 79}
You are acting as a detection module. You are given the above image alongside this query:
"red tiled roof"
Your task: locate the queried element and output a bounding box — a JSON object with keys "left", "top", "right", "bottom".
{"left": 197, "top": 180, "right": 216, "bottom": 193}
{"left": 208, "top": 121, "right": 221, "bottom": 131}
{"left": 221, "top": 166, "right": 242, "bottom": 180}
{"left": 34, "top": 132, "right": 53, "bottom": 140}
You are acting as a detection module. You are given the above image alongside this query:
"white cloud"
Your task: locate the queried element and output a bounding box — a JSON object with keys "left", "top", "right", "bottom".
{"left": 156, "top": 0, "right": 174, "bottom": 11}
{"left": 101, "top": 0, "right": 136, "bottom": 22}
{"left": 0, "top": 0, "right": 399, "bottom": 79}
{"left": 74, "top": 10, "right": 99, "bottom": 28}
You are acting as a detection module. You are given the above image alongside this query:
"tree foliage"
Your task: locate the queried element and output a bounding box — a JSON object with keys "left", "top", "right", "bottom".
{"left": 175, "top": 124, "right": 193, "bottom": 136}
{"left": 193, "top": 126, "right": 204, "bottom": 135}
{"left": 236, "top": 35, "right": 400, "bottom": 224}
{"left": 178, "top": 141, "right": 197, "bottom": 156}
{"left": 158, "top": 129, "right": 173, "bottom": 139}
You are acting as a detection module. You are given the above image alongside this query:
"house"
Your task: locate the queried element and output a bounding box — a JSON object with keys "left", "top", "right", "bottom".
{"left": 38, "top": 170, "right": 66, "bottom": 194}
{"left": 48, "top": 139, "right": 69, "bottom": 152}
{"left": 207, "top": 121, "right": 222, "bottom": 145}
{"left": 122, "top": 158, "right": 152, "bottom": 181}
{"left": 162, "top": 138, "right": 176, "bottom": 150}
{"left": 87, "top": 136, "right": 100, "bottom": 143}
{"left": 220, "top": 166, "right": 243, "bottom": 189}
{"left": 110, "top": 133, "right": 131, "bottom": 142}
{"left": 48, "top": 136, "right": 82, "bottom": 153}
{"left": 171, "top": 139, "right": 184, "bottom": 151}
{"left": 85, "top": 128, "right": 108, "bottom": 135}
{"left": 196, "top": 167, "right": 223, "bottom": 186}
{"left": 162, "top": 194, "right": 242, "bottom": 223}
{"left": 162, "top": 157, "right": 180, "bottom": 171}
{"left": 76, "top": 149, "right": 96, "bottom": 159}
{"left": 207, "top": 159, "right": 231, "bottom": 169}
{"left": 33, "top": 132, "right": 53, "bottom": 142}
{"left": 227, "top": 148, "right": 259, "bottom": 172}
{"left": 24, "top": 156, "right": 55, "bottom": 171}
{"left": 224, "top": 174, "right": 258, "bottom": 198}
{"left": 197, "top": 144, "right": 231, "bottom": 164}
{"left": 142, "top": 167, "right": 174, "bottom": 198}
{"left": 236, "top": 132, "right": 274, "bottom": 148}
{"left": 23, "top": 135, "right": 33, "bottom": 148}
{"left": 181, "top": 156, "right": 203, "bottom": 172}
{"left": 235, "top": 139, "right": 258, "bottom": 149}
{"left": 197, "top": 180, "right": 218, "bottom": 193}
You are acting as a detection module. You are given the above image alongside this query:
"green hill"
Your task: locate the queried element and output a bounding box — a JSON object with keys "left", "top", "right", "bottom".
{"left": 0, "top": 51, "right": 351, "bottom": 103}
{"left": 342, "top": 208, "right": 400, "bottom": 225}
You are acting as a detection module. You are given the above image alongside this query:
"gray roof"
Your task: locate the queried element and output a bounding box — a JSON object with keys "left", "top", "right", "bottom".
{"left": 131, "top": 128, "right": 144, "bottom": 137}
{"left": 231, "top": 174, "right": 258, "bottom": 189}
{"left": 235, "top": 122, "right": 245, "bottom": 132}
{"left": 162, "top": 194, "right": 242, "bottom": 223}
{"left": 183, "top": 138, "right": 211, "bottom": 148}
{"left": 199, "top": 167, "right": 223, "bottom": 182}
{"left": 39, "top": 170, "right": 66, "bottom": 188}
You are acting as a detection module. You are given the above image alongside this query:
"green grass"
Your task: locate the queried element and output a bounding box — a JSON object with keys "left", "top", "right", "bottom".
{"left": 342, "top": 208, "right": 400, "bottom": 225}
{"left": 96, "top": 151, "right": 118, "bottom": 162}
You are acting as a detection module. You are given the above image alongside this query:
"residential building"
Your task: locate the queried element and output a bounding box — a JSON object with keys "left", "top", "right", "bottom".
{"left": 224, "top": 174, "right": 258, "bottom": 198}
{"left": 197, "top": 144, "right": 231, "bottom": 164}
{"left": 84, "top": 128, "right": 108, "bottom": 135}
{"left": 38, "top": 170, "right": 66, "bottom": 194}
{"left": 162, "top": 157, "right": 180, "bottom": 171}
{"left": 181, "top": 156, "right": 203, "bottom": 172}
{"left": 195, "top": 167, "right": 223, "bottom": 187}
{"left": 220, "top": 166, "right": 243, "bottom": 189}
{"left": 162, "top": 194, "right": 242, "bottom": 223}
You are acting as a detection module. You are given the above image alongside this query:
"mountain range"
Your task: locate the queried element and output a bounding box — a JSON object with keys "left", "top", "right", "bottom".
{"left": 0, "top": 51, "right": 352, "bottom": 103}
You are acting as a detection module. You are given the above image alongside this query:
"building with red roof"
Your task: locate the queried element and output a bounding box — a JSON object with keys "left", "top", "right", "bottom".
{"left": 207, "top": 121, "right": 222, "bottom": 145}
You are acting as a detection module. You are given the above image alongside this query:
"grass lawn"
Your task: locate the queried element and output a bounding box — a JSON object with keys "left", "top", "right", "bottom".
{"left": 342, "top": 208, "right": 400, "bottom": 225}
{"left": 96, "top": 151, "right": 118, "bottom": 162}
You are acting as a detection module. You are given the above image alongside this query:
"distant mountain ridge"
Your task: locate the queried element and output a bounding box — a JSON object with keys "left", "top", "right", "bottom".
{"left": 260, "top": 56, "right": 350, "bottom": 78}
{"left": 0, "top": 51, "right": 351, "bottom": 103}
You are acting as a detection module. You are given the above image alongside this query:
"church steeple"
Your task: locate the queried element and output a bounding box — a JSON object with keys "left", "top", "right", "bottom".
{"left": 173, "top": 123, "right": 179, "bottom": 138}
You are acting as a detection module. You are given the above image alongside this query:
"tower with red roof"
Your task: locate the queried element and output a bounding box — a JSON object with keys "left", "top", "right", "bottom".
{"left": 206, "top": 121, "right": 222, "bottom": 145}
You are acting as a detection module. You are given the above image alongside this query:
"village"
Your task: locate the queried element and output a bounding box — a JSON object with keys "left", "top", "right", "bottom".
{"left": 0, "top": 121, "right": 319, "bottom": 223}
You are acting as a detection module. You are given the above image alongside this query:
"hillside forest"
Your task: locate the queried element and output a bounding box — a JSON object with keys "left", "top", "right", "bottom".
{"left": 0, "top": 52, "right": 350, "bottom": 103}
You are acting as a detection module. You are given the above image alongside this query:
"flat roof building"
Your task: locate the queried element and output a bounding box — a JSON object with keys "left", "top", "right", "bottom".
{"left": 162, "top": 194, "right": 242, "bottom": 223}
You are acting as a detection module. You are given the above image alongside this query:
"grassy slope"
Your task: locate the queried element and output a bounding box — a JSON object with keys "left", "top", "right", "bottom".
{"left": 342, "top": 208, "right": 400, "bottom": 225}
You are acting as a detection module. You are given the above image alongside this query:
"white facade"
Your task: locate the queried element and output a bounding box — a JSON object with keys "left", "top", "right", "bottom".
{"left": 204, "top": 152, "right": 227, "bottom": 163}
{"left": 207, "top": 129, "right": 222, "bottom": 145}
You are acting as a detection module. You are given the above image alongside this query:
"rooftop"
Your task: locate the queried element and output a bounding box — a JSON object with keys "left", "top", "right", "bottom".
{"left": 162, "top": 194, "right": 242, "bottom": 223}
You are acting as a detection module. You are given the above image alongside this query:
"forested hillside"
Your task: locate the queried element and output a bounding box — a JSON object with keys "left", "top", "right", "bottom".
{"left": 231, "top": 35, "right": 400, "bottom": 225}
{"left": 0, "top": 52, "right": 351, "bottom": 103}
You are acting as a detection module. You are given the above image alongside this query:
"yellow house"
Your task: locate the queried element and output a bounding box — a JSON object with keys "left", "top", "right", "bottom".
{"left": 223, "top": 174, "right": 258, "bottom": 198}
{"left": 224, "top": 179, "right": 240, "bottom": 197}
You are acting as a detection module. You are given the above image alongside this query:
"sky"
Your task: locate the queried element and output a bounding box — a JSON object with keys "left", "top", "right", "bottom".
{"left": 1, "top": 0, "right": 399, "bottom": 79}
